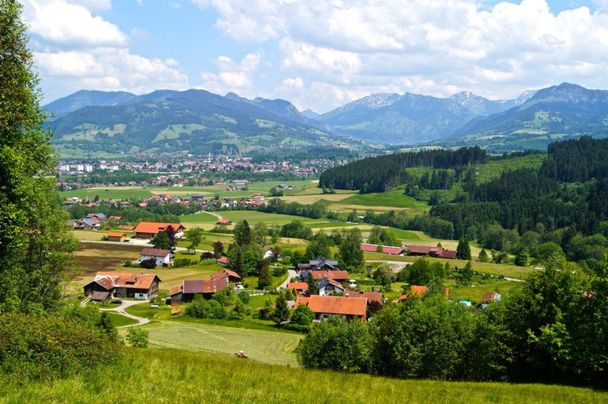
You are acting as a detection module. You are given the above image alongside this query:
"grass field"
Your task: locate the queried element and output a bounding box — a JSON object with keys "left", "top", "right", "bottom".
{"left": 475, "top": 154, "right": 546, "bottom": 184}
{"left": 107, "top": 312, "right": 138, "bottom": 327}
{"left": 2, "top": 348, "right": 605, "bottom": 403}
{"left": 60, "top": 187, "right": 152, "bottom": 200}
{"left": 143, "top": 321, "right": 302, "bottom": 366}
{"left": 340, "top": 189, "right": 430, "bottom": 210}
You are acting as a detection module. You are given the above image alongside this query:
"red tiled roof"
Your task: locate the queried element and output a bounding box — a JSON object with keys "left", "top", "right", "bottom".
{"left": 407, "top": 245, "right": 434, "bottom": 254}
{"left": 346, "top": 291, "right": 383, "bottom": 305}
{"left": 169, "top": 285, "right": 183, "bottom": 296}
{"left": 133, "top": 222, "right": 184, "bottom": 235}
{"left": 438, "top": 250, "right": 457, "bottom": 259}
{"left": 216, "top": 218, "right": 232, "bottom": 225}
{"left": 295, "top": 295, "right": 367, "bottom": 318}
{"left": 287, "top": 282, "right": 309, "bottom": 290}
{"left": 183, "top": 277, "right": 229, "bottom": 294}
{"left": 382, "top": 246, "right": 404, "bottom": 255}
{"left": 361, "top": 243, "right": 380, "bottom": 252}
{"left": 107, "top": 232, "right": 126, "bottom": 238}
{"left": 310, "top": 270, "right": 349, "bottom": 281}
{"left": 410, "top": 285, "right": 428, "bottom": 297}
{"left": 93, "top": 272, "right": 160, "bottom": 290}
{"left": 210, "top": 269, "right": 241, "bottom": 280}
{"left": 216, "top": 256, "right": 230, "bottom": 265}
{"left": 140, "top": 248, "right": 171, "bottom": 257}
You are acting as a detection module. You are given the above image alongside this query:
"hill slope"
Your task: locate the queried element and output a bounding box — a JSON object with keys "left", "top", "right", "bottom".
{"left": 46, "top": 89, "right": 365, "bottom": 157}
{"left": 45, "top": 90, "right": 136, "bottom": 118}
{"left": 1, "top": 348, "right": 604, "bottom": 403}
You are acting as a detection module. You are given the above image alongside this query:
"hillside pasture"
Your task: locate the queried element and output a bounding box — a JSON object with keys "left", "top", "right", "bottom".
{"left": 144, "top": 321, "right": 301, "bottom": 366}
{"left": 2, "top": 348, "right": 605, "bottom": 403}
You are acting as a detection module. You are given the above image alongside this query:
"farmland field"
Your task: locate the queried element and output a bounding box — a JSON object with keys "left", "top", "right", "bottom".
{"left": 144, "top": 321, "right": 302, "bottom": 366}
{"left": 60, "top": 187, "right": 153, "bottom": 200}
{"left": 2, "top": 348, "right": 605, "bottom": 403}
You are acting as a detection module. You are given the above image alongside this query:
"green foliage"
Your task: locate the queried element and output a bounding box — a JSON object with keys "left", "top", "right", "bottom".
{"left": 271, "top": 293, "right": 290, "bottom": 324}
{"left": 280, "top": 220, "right": 313, "bottom": 240}
{"left": 478, "top": 249, "right": 489, "bottom": 263}
{"left": 97, "top": 312, "right": 119, "bottom": 342}
{"left": 372, "top": 264, "right": 394, "bottom": 287}
{"left": 338, "top": 228, "right": 364, "bottom": 271}
{"left": 368, "top": 225, "right": 399, "bottom": 246}
{"left": 291, "top": 304, "right": 314, "bottom": 326}
{"left": 0, "top": 312, "right": 120, "bottom": 379}
{"left": 514, "top": 249, "right": 528, "bottom": 267}
{"left": 258, "top": 261, "right": 273, "bottom": 289}
{"left": 126, "top": 328, "right": 149, "bottom": 348}
{"left": 0, "top": 0, "right": 77, "bottom": 312}
{"left": 399, "top": 258, "right": 445, "bottom": 287}
{"left": 152, "top": 231, "right": 172, "bottom": 250}
{"left": 456, "top": 238, "right": 472, "bottom": 260}
{"left": 213, "top": 241, "right": 224, "bottom": 258}
{"left": 305, "top": 231, "right": 332, "bottom": 259}
{"left": 186, "top": 296, "right": 226, "bottom": 320}
{"left": 306, "top": 273, "right": 319, "bottom": 295}
{"left": 298, "top": 319, "right": 373, "bottom": 372}
{"left": 234, "top": 220, "right": 252, "bottom": 247}
{"left": 460, "top": 261, "right": 474, "bottom": 285}
{"left": 185, "top": 227, "right": 204, "bottom": 253}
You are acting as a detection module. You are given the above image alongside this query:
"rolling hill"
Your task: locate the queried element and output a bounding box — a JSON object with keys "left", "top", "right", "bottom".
{"left": 45, "top": 89, "right": 367, "bottom": 158}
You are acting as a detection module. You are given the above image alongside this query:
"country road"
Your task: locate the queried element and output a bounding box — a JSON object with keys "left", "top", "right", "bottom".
{"left": 100, "top": 300, "right": 150, "bottom": 328}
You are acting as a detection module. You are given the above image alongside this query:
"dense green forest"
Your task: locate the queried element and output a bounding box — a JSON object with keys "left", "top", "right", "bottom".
{"left": 319, "top": 147, "right": 487, "bottom": 192}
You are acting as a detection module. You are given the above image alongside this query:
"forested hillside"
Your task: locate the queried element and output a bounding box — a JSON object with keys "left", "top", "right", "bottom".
{"left": 319, "top": 147, "right": 487, "bottom": 192}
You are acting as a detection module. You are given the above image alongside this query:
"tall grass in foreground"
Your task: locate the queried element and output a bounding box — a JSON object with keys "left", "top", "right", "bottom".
{"left": 1, "top": 348, "right": 605, "bottom": 403}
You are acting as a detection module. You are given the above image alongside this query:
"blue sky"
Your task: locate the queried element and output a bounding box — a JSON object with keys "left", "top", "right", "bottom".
{"left": 23, "top": 0, "right": 608, "bottom": 112}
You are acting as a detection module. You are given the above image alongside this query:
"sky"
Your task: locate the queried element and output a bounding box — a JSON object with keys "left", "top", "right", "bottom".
{"left": 22, "top": 0, "right": 608, "bottom": 112}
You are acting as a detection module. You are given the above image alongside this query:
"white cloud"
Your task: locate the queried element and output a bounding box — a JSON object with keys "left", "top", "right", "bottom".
{"left": 35, "top": 48, "right": 189, "bottom": 94}
{"left": 25, "top": 0, "right": 127, "bottom": 46}
{"left": 200, "top": 53, "right": 261, "bottom": 96}
{"left": 196, "top": 0, "right": 608, "bottom": 110}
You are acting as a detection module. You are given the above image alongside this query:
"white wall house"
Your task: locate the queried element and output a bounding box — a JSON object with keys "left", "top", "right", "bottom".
{"left": 139, "top": 248, "right": 173, "bottom": 267}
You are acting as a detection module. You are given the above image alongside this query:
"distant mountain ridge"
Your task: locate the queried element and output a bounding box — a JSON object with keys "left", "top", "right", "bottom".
{"left": 45, "top": 89, "right": 364, "bottom": 158}
{"left": 45, "top": 83, "right": 608, "bottom": 156}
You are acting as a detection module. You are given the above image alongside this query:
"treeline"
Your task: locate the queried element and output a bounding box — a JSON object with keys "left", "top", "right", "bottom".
{"left": 67, "top": 201, "right": 201, "bottom": 224}
{"left": 541, "top": 136, "right": 608, "bottom": 182}
{"left": 349, "top": 210, "right": 455, "bottom": 240}
{"left": 259, "top": 199, "right": 336, "bottom": 220}
{"left": 319, "top": 147, "right": 487, "bottom": 192}
{"left": 299, "top": 258, "right": 608, "bottom": 387}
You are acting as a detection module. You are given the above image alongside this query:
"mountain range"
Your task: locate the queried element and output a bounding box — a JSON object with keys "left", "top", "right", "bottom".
{"left": 45, "top": 83, "right": 608, "bottom": 157}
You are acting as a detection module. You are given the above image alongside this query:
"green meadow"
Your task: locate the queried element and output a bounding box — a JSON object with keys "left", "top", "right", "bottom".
{"left": 1, "top": 348, "right": 605, "bottom": 403}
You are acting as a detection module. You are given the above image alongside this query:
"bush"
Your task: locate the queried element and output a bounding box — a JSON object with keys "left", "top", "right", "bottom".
{"left": 0, "top": 313, "right": 120, "bottom": 380}
{"left": 186, "top": 296, "right": 226, "bottom": 319}
{"left": 126, "top": 328, "right": 149, "bottom": 348}
{"left": 272, "top": 266, "right": 287, "bottom": 277}
{"left": 140, "top": 258, "right": 156, "bottom": 269}
{"left": 174, "top": 258, "right": 197, "bottom": 267}
{"left": 291, "top": 304, "right": 314, "bottom": 326}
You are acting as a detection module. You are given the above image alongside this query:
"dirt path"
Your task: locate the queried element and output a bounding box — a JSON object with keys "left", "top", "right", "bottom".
{"left": 100, "top": 300, "right": 150, "bottom": 328}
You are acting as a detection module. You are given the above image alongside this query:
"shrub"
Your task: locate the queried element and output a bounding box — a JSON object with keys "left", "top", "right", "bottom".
{"left": 186, "top": 296, "right": 226, "bottom": 319}
{"left": 140, "top": 258, "right": 156, "bottom": 269}
{"left": 126, "top": 328, "right": 149, "bottom": 348}
{"left": 0, "top": 313, "right": 120, "bottom": 380}
{"left": 174, "top": 258, "right": 197, "bottom": 267}
{"left": 291, "top": 304, "right": 314, "bottom": 326}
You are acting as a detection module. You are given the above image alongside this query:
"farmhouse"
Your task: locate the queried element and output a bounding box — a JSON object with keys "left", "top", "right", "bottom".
{"left": 295, "top": 295, "right": 367, "bottom": 321}
{"left": 297, "top": 258, "right": 340, "bottom": 271}
{"left": 139, "top": 248, "right": 173, "bottom": 267}
{"left": 360, "top": 243, "right": 405, "bottom": 255}
{"left": 84, "top": 271, "right": 161, "bottom": 300}
{"left": 316, "top": 277, "right": 345, "bottom": 296}
{"left": 170, "top": 269, "right": 241, "bottom": 303}
{"left": 345, "top": 290, "right": 384, "bottom": 306}
{"left": 106, "top": 232, "right": 127, "bottom": 242}
{"left": 287, "top": 282, "right": 309, "bottom": 295}
{"left": 216, "top": 256, "right": 230, "bottom": 266}
{"left": 404, "top": 245, "right": 457, "bottom": 259}
{"left": 133, "top": 221, "right": 185, "bottom": 239}
{"left": 308, "top": 270, "right": 349, "bottom": 282}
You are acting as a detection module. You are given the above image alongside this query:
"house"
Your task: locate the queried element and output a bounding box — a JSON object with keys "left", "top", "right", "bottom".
{"left": 480, "top": 292, "right": 502, "bottom": 304}
{"left": 169, "top": 270, "right": 241, "bottom": 303}
{"left": 108, "top": 215, "right": 122, "bottom": 223}
{"left": 297, "top": 258, "right": 340, "bottom": 271}
{"left": 295, "top": 295, "right": 367, "bottom": 321}
{"left": 133, "top": 222, "right": 185, "bottom": 239}
{"left": 87, "top": 213, "right": 107, "bottom": 221}
{"left": 345, "top": 290, "right": 384, "bottom": 306}
{"left": 74, "top": 217, "right": 101, "bottom": 230}
{"left": 360, "top": 243, "right": 405, "bottom": 255}
{"left": 404, "top": 245, "right": 457, "bottom": 259}
{"left": 216, "top": 256, "right": 230, "bottom": 266}
{"left": 316, "top": 277, "right": 345, "bottom": 296}
{"left": 287, "top": 282, "right": 309, "bottom": 295}
{"left": 210, "top": 268, "right": 241, "bottom": 284}
{"left": 107, "top": 232, "right": 127, "bottom": 242}
{"left": 83, "top": 272, "right": 161, "bottom": 300}
{"left": 139, "top": 248, "right": 173, "bottom": 267}
{"left": 308, "top": 270, "right": 349, "bottom": 282}
{"left": 216, "top": 218, "right": 232, "bottom": 226}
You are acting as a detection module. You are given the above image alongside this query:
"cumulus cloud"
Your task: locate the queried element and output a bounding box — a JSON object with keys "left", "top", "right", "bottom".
{"left": 200, "top": 53, "right": 261, "bottom": 96}
{"left": 23, "top": 0, "right": 188, "bottom": 101}
{"left": 195, "top": 0, "right": 608, "bottom": 111}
